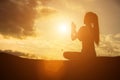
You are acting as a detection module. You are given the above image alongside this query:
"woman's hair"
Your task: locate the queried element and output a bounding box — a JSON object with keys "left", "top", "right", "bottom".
{"left": 84, "top": 12, "right": 99, "bottom": 45}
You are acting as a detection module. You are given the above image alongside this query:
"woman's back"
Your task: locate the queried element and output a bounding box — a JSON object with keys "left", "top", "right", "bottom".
{"left": 78, "top": 26, "right": 96, "bottom": 57}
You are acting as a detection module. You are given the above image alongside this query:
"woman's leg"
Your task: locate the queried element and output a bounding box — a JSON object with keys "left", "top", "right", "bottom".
{"left": 63, "top": 52, "right": 81, "bottom": 60}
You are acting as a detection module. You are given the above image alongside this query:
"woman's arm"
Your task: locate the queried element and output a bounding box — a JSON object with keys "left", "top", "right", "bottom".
{"left": 71, "top": 22, "right": 77, "bottom": 41}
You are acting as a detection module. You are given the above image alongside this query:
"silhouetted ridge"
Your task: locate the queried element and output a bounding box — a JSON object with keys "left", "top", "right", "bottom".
{"left": 0, "top": 52, "right": 120, "bottom": 80}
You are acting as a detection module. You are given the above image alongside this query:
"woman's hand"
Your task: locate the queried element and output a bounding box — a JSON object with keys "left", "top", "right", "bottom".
{"left": 71, "top": 22, "right": 77, "bottom": 40}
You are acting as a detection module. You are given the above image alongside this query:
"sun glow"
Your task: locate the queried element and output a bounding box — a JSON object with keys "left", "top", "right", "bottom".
{"left": 58, "top": 23, "right": 67, "bottom": 33}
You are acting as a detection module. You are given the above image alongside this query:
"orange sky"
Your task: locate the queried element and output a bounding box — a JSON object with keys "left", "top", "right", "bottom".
{"left": 0, "top": 0, "right": 120, "bottom": 60}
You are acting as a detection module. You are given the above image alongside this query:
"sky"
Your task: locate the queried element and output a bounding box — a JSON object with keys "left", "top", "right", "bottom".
{"left": 0, "top": 0, "right": 120, "bottom": 60}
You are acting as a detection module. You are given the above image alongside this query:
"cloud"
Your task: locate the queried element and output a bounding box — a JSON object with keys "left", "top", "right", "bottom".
{"left": 37, "top": 7, "right": 57, "bottom": 17}
{"left": 0, "top": 0, "right": 39, "bottom": 38}
{"left": 114, "top": 0, "right": 120, "bottom": 5}
{"left": 0, "top": 0, "right": 58, "bottom": 39}
{"left": 97, "top": 33, "right": 120, "bottom": 56}
{"left": 0, "top": 50, "right": 41, "bottom": 59}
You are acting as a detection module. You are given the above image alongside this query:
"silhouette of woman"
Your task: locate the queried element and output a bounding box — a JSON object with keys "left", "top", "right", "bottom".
{"left": 64, "top": 12, "right": 99, "bottom": 59}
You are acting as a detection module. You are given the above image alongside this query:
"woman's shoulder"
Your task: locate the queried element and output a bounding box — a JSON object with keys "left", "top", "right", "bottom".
{"left": 79, "top": 26, "right": 86, "bottom": 31}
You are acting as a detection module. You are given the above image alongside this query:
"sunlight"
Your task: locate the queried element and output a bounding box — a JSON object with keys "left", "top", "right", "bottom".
{"left": 41, "top": 61, "right": 64, "bottom": 78}
{"left": 57, "top": 22, "right": 70, "bottom": 36}
{"left": 58, "top": 23, "right": 67, "bottom": 33}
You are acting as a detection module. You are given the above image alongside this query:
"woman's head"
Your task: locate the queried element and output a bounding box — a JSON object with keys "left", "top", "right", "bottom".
{"left": 84, "top": 12, "right": 99, "bottom": 45}
{"left": 84, "top": 12, "right": 98, "bottom": 26}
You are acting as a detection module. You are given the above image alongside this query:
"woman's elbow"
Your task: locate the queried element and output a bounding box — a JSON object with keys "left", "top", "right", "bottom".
{"left": 71, "top": 37, "right": 77, "bottom": 41}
